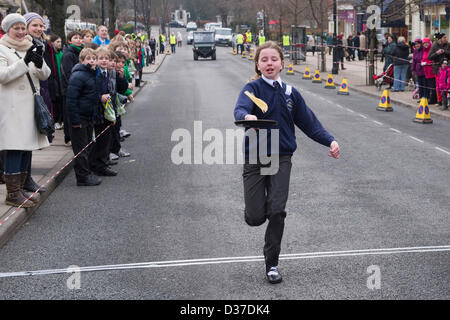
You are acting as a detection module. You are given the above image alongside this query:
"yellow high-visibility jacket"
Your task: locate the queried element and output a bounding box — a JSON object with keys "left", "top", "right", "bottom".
{"left": 259, "top": 35, "right": 266, "bottom": 45}
{"left": 283, "top": 35, "right": 290, "bottom": 47}
{"left": 237, "top": 34, "right": 244, "bottom": 44}
{"left": 246, "top": 32, "right": 252, "bottom": 43}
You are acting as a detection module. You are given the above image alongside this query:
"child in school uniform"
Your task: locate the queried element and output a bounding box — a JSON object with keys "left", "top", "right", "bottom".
{"left": 88, "top": 47, "right": 117, "bottom": 177}
{"left": 436, "top": 59, "right": 449, "bottom": 110}
{"left": 66, "top": 48, "right": 102, "bottom": 186}
{"left": 108, "top": 51, "right": 130, "bottom": 162}
{"left": 234, "top": 41, "right": 340, "bottom": 284}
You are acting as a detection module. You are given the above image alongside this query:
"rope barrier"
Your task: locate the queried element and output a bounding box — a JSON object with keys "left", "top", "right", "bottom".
{"left": 0, "top": 123, "right": 113, "bottom": 228}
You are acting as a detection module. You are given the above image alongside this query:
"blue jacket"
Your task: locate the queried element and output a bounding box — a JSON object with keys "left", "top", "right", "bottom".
{"left": 66, "top": 63, "right": 101, "bottom": 126}
{"left": 92, "top": 36, "right": 110, "bottom": 46}
{"left": 234, "top": 78, "right": 334, "bottom": 157}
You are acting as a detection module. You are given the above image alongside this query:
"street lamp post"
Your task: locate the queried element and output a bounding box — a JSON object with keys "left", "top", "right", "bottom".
{"left": 332, "top": 0, "right": 339, "bottom": 74}
{"left": 101, "top": 0, "right": 105, "bottom": 26}
{"left": 134, "top": 0, "right": 137, "bottom": 34}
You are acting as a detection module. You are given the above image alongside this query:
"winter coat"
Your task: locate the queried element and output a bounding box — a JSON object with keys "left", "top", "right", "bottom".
{"left": 383, "top": 41, "right": 396, "bottom": 69}
{"left": 353, "top": 36, "right": 360, "bottom": 48}
{"left": 43, "top": 40, "right": 62, "bottom": 103}
{"left": 436, "top": 66, "right": 450, "bottom": 92}
{"left": 428, "top": 41, "right": 450, "bottom": 76}
{"left": 359, "top": 34, "right": 367, "bottom": 49}
{"left": 411, "top": 47, "right": 425, "bottom": 77}
{"left": 65, "top": 63, "right": 101, "bottom": 126}
{"left": 421, "top": 45, "right": 434, "bottom": 79}
{"left": 392, "top": 42, "right": 410, "bottom": 65}
{"left": 0, "top": 41, "right": 51, "bottom": 151}
{"left": 61, "top": 44, "right": 82, "bottom": 94}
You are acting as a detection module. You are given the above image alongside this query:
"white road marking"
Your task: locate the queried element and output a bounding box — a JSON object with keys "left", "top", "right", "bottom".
{"left": 346, "top": 108, "right": 355, "bottom": 113}
{"left": 358, "top": 114, "right": 367, "bottom": 119}
{"left": 0, "top": 245, "right": 449, "bottom": 278}
{"left": 435, "top": 147, "right": 450, "bottom": 155}
{"left": 390, "top": 128, "right": 402, "bottom": 133}
{"left": 372, "top": 120, "right": 383, "bottom": 126}
{"left": 409, "top": 136, "right": 424, "bottom": 143}
{"left": 335, "top": 104, "right": 344, "bottom": 109}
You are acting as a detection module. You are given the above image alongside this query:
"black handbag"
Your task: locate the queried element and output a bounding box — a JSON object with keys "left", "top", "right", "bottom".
{"left": 14, "top": 51, "right": 55, "bottom": 135}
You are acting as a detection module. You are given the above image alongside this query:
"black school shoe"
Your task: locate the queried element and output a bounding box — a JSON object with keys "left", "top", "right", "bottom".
{"left": 266, "top": 266, "right": 282, "bottom": 284}
{"left": 93, "top": 167, "right": 118, "bottom": 176}
{"left": 77, "top": 175, "right": 102, "bottom": 186}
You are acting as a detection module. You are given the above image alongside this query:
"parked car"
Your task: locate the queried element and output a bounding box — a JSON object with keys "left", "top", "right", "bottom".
{"left": 186, "top": 22, "right": 198, "bottom": 32}
{"left": 192, "top": 31, "right": 216, "bottom": 60}
{"left": 187, "top": 31, "right": 194, "bottom": 45}
{"left": 214, "top": 27, "right": 232, "bottom": 46}
{"left": 168, "top": 20, "right": 183, "bottom": 28}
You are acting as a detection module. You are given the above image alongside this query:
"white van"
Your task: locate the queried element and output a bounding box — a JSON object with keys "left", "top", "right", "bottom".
{"left": 214, "top": 27, "right": 232, "bottom": 46}
{"left": 205, "top": 22, "right": 222, "bottom": 32}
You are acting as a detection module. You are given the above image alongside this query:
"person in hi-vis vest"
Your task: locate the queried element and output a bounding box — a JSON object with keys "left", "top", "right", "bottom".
{"left": 283, "top": 34, "right": 290, "bottom": 55}
{"left": 246, "top": 30, "right": 252, "bottom": 44}
{"left": 258, "top": 32, "right": 266, "bottom": 46}
{"left": 236, "top": 33, "right": 244, "bottom": 55}
{"left": 159, "top": 34, "right": 165, "bottom": 53}
{"left": 170, "top": 33, "right": 177, "bottom": 54}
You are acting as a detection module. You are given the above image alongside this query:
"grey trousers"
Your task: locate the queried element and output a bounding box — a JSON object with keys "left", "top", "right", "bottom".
{"left": 243, "top": 155, "right": 292, "bottom": 271}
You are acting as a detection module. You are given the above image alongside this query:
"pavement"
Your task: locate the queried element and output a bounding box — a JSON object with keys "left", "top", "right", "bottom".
{"left": 0, "top": 53, "right": 165, "bottom": 249}
{"left": 284, "top": 51, "right": 450, "bottom": 121}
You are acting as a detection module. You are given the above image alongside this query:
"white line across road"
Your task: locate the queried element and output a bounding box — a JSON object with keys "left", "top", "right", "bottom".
{"left": 435, "top": 147, "right": 450, "bottom": 155}
{"left": 409, "top": 136, "right": 424, "bottom": 143}
{"left": 0, "top": 245, "right": 449, "bottom": 279}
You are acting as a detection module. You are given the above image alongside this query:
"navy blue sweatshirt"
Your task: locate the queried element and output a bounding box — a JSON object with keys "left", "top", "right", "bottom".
{"left": 234, "top": 78, "right": 334, "bottom": 157}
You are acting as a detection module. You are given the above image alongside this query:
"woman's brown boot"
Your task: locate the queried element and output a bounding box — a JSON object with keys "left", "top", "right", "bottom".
{"left": 4, "top": 173, "right": 35, "bottom": 208}
{"left": 20, "top": 172, "right": 40, "bottom": 203}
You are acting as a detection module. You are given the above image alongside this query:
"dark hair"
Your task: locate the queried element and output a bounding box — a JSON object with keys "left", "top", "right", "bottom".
{"left": 67, "top": 31, "right": 82, "bottom": 43}
{"left": 49, "top": 33, "right": 61, "bottom": 42}
{"left": 114, "top": 51, "right": 126, "bottom": 61}
{"left": 84, "top": 42, "right": 99, "bottom": 50}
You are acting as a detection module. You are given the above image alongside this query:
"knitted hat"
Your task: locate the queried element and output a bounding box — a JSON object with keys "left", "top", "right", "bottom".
{"left": 23, "top": 12, "right": 45, "bottom": 26}
{"left": 1, "top": 13, "right": 26, "bottom": 33}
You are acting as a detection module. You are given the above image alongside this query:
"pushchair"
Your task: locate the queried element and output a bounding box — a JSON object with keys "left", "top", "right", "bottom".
{"left": 373, "top": 64, "right": 394, "bottom": 91}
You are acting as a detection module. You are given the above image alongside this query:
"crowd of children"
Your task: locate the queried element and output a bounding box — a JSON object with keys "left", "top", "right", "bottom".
{"left": 62, "top": 29, "right": 149, "bottom": 186}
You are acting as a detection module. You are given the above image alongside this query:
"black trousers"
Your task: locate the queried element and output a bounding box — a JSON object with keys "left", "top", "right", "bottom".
{"left": 243, "top": 155, "right": 292, "bottom": 270}
{"left": 70, "top": 120, "right": 93, "bottom": 181}
{"left": 0, "top": 150, "right": 5, "bottom": 176}
{"left": 62, "top": 97, "right": 71, "bottom": 143}
{"left": 89, "top": 121, "right": 113, "bottom": 173}
{"left": 110, "top": 116, "right": 122, "bottom": 155}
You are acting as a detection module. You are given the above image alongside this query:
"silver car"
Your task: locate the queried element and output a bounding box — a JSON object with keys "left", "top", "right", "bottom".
{"left": 187, "top": 31, "right": 194, "bottom": 45}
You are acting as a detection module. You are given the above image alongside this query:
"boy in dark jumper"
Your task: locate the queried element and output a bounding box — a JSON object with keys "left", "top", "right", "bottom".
{"left": 234, "top": 41, "right": 340, "bottom": 284}
{"left": 88, "top": 47, "right": 117, "bottom": 176}
{"left": 107, "top": 51, "right": 129, "bottom": 162}
{"left": 61, "top": 31, "right": 84, "bottom": 146}
{"left": 66, "top": 48, "right": 101, "bottom": 186}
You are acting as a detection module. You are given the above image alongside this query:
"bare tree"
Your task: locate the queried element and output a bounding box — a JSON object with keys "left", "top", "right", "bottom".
{"left": 141, "top": 0, "right": 153, "bottom": 38}
{"left": 28, "top": 0, "right": 65, "bottom": 40}
{"left": 308, "top": 0, "right": 330, "bottom": 72}
{"left": 107, "top": 0, "right": 118, "bottom": 38}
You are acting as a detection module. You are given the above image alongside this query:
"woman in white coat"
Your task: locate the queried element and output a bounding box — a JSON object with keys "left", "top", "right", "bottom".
{"left": 0, "top": 13, "right": 51, "bottom": 207}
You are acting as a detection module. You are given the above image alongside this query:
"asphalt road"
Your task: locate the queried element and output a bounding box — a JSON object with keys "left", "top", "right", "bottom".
{"left": 0, "top": 34, "right": 449, "bottom": 300}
